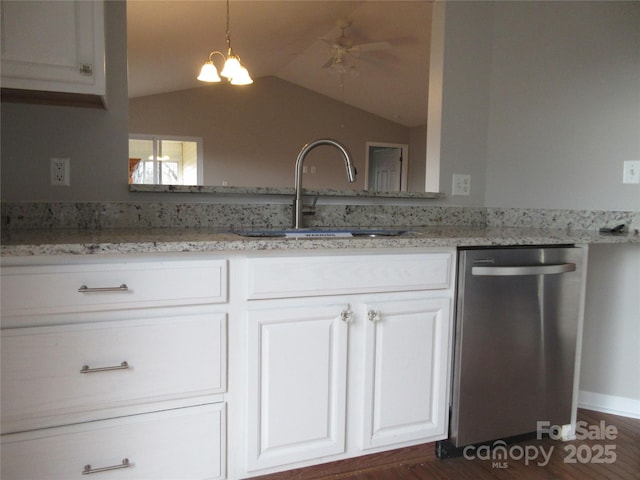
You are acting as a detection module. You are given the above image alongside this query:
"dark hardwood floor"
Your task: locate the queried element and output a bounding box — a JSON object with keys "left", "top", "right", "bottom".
{"left": 256, "top": 409, "right": 640, "bottom": 480}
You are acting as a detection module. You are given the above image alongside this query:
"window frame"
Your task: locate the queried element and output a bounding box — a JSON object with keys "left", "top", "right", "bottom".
{"left": 129, "top": 134, "right": 204, "bottom": 185}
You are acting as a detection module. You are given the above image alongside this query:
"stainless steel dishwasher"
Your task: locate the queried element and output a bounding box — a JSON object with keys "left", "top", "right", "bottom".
{"left": 437, "top": 245, "right": 587, "bottom": 455}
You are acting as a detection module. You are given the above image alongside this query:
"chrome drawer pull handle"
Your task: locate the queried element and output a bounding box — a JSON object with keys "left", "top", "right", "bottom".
{"left": 78, "top": 284, "right": 129, "bottom": 293}
{"left": 83, "top": 458, "right": 131, "bottom": 475}
{"left": 80, "top": 361, "right": 129, "bottom": 374}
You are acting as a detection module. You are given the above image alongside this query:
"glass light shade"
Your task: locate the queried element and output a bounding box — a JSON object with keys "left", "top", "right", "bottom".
{"left": 220, "top": 56, "right": 242, "bottom": 79}
{"left": 230, "top": 66, "right": 253, "bottom": 85}
{"left": 197, "top": 61, "right": 221, "bottom": 82}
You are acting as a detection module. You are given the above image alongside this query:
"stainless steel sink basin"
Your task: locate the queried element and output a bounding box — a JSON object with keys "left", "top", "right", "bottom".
{"left": 233, "top": 228, "right": 409, "bottom": 238}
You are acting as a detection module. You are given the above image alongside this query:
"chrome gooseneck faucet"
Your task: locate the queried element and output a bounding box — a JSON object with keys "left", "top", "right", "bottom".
{"left": 293, "top": 139, "right": 357, "bottom": 229}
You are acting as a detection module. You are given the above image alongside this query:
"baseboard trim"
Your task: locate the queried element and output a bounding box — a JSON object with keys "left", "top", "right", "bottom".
{"left": 578, "top": 390, "right": 640, "bottom": 419}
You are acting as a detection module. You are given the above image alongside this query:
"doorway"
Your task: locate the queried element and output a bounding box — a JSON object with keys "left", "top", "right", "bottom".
{"left": 365, "top": 142, "right": 409, "bottom": 192}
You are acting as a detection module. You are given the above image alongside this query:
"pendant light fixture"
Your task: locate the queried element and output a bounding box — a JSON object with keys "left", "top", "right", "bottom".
{"left": 197, "top": 0, "right": 253, "bottom": 85}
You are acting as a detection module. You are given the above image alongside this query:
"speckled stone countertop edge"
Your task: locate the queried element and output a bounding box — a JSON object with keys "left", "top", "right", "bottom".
{"left": 127, "top": 184, "right": 445, "bottom": 199}
{"left": 1, "top": 226, "right": 637, "bottom": 258}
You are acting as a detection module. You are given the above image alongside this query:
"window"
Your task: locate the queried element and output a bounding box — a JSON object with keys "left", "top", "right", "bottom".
{"left": 128, "top": 135, "right": 203, "bottom": 185}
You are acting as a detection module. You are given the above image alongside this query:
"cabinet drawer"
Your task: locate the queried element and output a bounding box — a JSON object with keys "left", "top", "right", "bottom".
{"left": 1, "top": 259, "right": 227, "bottom": 316}
{"left": 1, "top": 313, "right": 226, "bottom": 433}
{"left": 1, "top": 403, "right": 225, "bottom": 480}
{"left": 247, "top": 253, "right": 452, "bottom": 299}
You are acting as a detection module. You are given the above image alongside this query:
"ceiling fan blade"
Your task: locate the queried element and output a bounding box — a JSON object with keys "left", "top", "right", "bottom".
{"left": 322, "top": 57, "right": 335, "bottom": 69}
{"left": 354, "top": 41, "right": 392, "bottom": 53}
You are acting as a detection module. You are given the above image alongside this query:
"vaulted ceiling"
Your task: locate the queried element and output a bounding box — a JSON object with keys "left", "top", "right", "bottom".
{"left": 127, "top": 1, "right": 432, "bottom": 127}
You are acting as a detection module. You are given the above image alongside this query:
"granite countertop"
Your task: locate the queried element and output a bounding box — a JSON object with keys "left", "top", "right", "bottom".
{"left": 1, "top": 226, "right": 638, "bottom": 257}
{"left": 128, "top": 184, "right": 445, "bottom": 199}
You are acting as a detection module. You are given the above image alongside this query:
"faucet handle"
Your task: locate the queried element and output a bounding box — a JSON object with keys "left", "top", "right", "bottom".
{"left": 301, "top": 193, "right": 319, "bottom": 216}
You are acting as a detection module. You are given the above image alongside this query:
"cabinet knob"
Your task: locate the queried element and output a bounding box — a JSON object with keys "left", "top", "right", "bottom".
{"left": 340, "top": 309, "right": 354, "bottom": 323}
{"left": 79, "top": 64, "right": 93, "bottom": 76}
{"left": 368, "top": 310, "right": 381, "bottom": 322}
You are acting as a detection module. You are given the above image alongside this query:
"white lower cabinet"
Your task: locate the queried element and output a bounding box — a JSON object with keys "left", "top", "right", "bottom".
{"left": 1, "top": 403, "right": 225, "bottom": 480}
{"left": 2, "top": 249, "right": 455, "bottom": 480}
{"left": 239, "top": 250, "right": 455, "bottom": 478}
{"left": 1, "top": 255, "right": 228, "bottom": 480}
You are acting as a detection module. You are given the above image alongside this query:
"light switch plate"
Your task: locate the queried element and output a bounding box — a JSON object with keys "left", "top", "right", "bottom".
{"left": 623, "top": 160, "right": 640, "bottom": 184}
{"left": 452, "top": 174, "right": 471, "bottom": 196}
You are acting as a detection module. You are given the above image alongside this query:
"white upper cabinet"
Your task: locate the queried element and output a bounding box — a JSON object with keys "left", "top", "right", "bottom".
{"left": 0, "top": 0, "right": 106, "bottom": 107}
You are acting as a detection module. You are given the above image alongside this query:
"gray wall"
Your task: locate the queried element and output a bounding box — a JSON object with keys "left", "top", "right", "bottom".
{"left": 438, "top": 1, "right": 640, "bottom": 211}
{"left": 581, "top": 244, "right": 640, "bottom": 405}
{"left": 437, "top": 0, "right": 494, "bottom": 206}
{"left": 484, "top": 1, "right": 640, "bottom": 211}
{"left": 129, "top": 77, "right": 413, "bottom": 191}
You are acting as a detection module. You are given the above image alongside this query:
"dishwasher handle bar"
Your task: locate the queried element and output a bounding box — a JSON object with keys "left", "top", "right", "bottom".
{"left": 471, "top": 263, "right": 576, "bottom": 276}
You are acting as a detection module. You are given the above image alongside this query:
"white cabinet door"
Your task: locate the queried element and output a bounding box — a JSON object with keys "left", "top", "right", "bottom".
{"left": 246, "top": 303, "right": 350, "bottom": 471}
{"left": 361, "top": 297, "right": 452, "bottom": 449}
{"left": 0, "top": 0, "right": 105, "bottom": 100}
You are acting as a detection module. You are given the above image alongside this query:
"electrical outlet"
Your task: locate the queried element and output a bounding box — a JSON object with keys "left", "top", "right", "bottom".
{"left": 452, "top": 174, "right": 471, "bottom": 196}
{"left": 623, "top": 160, "right": 640, "bottom": 184}
{"left": 50, "top": 157, "right": 70, "bottom": 186}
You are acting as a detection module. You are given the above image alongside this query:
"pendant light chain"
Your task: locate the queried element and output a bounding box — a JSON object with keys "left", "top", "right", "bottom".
{"left": 226, "top": 0, "right": 232, "bottom": 55}
{"left": 196, "top": 0, "right": 253, "bottom": 85}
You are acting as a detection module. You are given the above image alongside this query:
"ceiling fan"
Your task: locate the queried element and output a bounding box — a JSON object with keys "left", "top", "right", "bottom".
{"left": 321, "top": 18, "right": 392, "bottom": 72}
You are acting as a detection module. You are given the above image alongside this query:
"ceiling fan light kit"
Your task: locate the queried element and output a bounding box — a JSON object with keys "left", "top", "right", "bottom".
{"left": 197, "top": 0, "right": 253, "bottom": 86}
